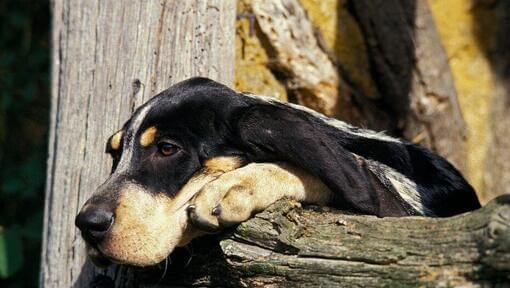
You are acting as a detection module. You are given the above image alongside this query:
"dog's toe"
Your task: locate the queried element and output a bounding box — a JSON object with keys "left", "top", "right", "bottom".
{"left": 187, "top": 162, "right": 314, "bottom": 233}
{"left": 186, "top": 204, "right": 221, "bottom": 233}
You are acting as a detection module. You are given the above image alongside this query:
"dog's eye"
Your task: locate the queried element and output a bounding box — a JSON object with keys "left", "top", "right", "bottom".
{"left": 157, "top": 141, "right": 178, "bottom": 156}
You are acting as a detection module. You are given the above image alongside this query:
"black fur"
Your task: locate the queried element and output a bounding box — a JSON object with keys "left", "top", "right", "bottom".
{"left": 103, "top": 77, "right": 480, "bottom": 217}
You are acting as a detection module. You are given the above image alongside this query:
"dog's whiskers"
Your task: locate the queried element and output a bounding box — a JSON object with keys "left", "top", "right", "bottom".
{"left": 184, "top": 243, "right": 194, "bottom": 268}
{"left": 154, "top": 257, "right": 169, "bottom": 286}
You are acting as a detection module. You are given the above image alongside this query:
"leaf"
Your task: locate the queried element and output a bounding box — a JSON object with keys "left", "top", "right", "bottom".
{"left": 0, "top": 226, "right": 24, "bottom": 279}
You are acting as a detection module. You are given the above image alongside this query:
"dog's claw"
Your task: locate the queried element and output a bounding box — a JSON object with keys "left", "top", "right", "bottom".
{"left": 211, "top": 205, "right": 222, "bottom": 216}
{"left": 187, "top": 204, "right": 220, "bottom": 233}
{"left": 186, "top": 204, "right": 196, "bottom": 215}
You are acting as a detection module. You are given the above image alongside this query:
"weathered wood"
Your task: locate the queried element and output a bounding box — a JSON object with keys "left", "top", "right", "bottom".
{"left": 249, "top": 0, "right": 468, "bottom": 171}
{"left": 154, "top": 195, "right": 510, "bottom": 287}
{"left": 250, "top": 0, "right": 393, "bottom": 130}
{"left": 251, "top": 0, "right": 341, "bottom": 116}
{"left": 348, "top": 0, "right": 468, "bottom": 172}
{"left": 473, "top": 0, "right": 510, "bottom": 201}
{"left": 40, "top": 1, "right": 236, "bottom": 287}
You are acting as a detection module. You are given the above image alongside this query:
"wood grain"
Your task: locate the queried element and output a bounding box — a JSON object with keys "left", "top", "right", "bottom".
{"left": 160, "top": 196, "right": 510, "bottom": 287}
{"left": 41, "top": 1, "right": 235, "bottom": 287}
{"left": 349, "top": 0, "right": 468, "bottom": 172}
{"left": 251, "top": 0, "right": 341, "bottom": 117}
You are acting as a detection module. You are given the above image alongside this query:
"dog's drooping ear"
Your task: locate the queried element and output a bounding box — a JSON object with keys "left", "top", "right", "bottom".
{"left": 233, "top": 101, "right": 480, "bottom": 217}
{"left": 234, "top": 104, "right": 410, "bottom": 216}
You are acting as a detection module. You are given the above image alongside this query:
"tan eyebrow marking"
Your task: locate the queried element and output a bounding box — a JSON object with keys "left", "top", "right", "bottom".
{"left": 203, "top": 156, "right": 245, "bottom": 173}
{"left": 110, "top": 131, "right": 123, "bottom": 150}
{"left": 140, "top": 126, "right": 158, "bottom": 147}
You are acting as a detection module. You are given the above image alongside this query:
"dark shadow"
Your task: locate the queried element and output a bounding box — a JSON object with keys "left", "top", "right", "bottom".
{"left": 343, "top": 0, "right": 417, "bottom": 135}
{"left": 472, "top": 1, "right": 510, "bottom": 196}
{"left": 159, "top": 234, "right": 244, "bottom": 287}
{"left": 472, "top": 0, "right": 510, "bottom": 87}
{"left": 0, "top": 0, "right": 50, "bottom": 287}
{"left": 73, "top": 260, "right": 111, "bottom": 288}
{"left": 73, "top": 234, "right": 243, "bottom": 288}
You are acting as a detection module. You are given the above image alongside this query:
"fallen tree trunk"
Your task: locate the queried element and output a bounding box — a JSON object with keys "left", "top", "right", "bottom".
{"left": 136, "top": 195, "right": 510, "bottom": 287}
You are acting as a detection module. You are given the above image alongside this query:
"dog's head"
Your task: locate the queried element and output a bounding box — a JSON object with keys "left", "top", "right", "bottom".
{"left": 75, "top": 78, "right": 249, "bottom": 267}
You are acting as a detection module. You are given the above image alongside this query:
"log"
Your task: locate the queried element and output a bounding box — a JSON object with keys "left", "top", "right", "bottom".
{"left": 148, "top": 195, "right": 510, "bottom": 287}
{"left": 40, "top": 1, "right": 235, "bottom": 287}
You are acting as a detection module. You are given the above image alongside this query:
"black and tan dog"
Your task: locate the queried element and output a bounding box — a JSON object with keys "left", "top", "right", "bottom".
{"left": 75, "top": 77, "right": 480, "bottom": 267}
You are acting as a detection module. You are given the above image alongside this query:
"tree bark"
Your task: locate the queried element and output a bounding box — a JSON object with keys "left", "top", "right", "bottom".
{"left": 473, "top": 0, "right": 510, "bottom": 201}
{"left": 155, "top": 196, "right": 510, "bottom": 287}
{"left": 247, "top": 0, "right": 468, "bottom": 173}
{"left": 250, "top": 0, "right": 393, "bottom": 130}
{"left": 41, "top": 1, "right": 506, "bottom": 287}
{"left": 40, "top": 1, "right": 236, "bottom": 287}
{"left": 347, "top": 0, "right": 468, "bottom": 172}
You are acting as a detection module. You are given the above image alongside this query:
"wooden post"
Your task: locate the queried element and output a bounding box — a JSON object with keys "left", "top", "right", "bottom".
{"left": 40, "top": 1, "right": 236, "bottom": 287}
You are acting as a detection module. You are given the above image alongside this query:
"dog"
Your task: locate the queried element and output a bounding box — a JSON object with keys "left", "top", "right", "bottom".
{"left": 75, "top": 77, "right": 481, "bottom": 267}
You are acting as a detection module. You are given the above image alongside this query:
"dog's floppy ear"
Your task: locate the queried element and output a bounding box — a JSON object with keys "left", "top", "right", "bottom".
{"left": 235, "top": 102, "right": 411, "bottom": 217}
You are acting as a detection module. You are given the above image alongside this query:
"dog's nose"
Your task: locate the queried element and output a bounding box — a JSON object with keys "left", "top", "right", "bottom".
{"left": 75, "top": 207, "right": 114, "bottom": 243}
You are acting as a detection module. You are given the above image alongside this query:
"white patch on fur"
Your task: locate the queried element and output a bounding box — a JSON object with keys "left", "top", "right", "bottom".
{"left": 243, "top": 93, "right": 400, "bottom": 143}
{"left": 115, "top": 103, "right": 153, "bottom": 174}
{"left": 364, "top": 159, "right": 433, "bottom": 216}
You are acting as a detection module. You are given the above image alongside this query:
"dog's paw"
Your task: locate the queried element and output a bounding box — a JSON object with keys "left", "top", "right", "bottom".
{"left": 186, "top": 162, "right": 331, "bottom": 233}
{"left": 186, "top": 164, "right": 264, "bottom": 233}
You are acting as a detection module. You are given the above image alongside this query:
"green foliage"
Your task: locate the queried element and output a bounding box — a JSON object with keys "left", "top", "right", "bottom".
{"left": 0, "top": 0, "right": 50, "bottom": 287}
{"left": 0, "top": 227, "right": 23, "bottom": 279}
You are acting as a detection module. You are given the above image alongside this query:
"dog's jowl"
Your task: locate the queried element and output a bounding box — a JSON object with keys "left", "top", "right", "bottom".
{"left": 76, "top": 77, "right": 481, "bottom": 267}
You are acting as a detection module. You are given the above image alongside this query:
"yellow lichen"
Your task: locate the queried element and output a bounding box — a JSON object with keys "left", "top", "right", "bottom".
{"left": 234, "top": 0, "right": 287, "bottom": 101}
{"left": 430, "top": 0, "right": 496, "bottom": 203}
{"left": 299, "top": 0, "right": 379, "bottom": 99}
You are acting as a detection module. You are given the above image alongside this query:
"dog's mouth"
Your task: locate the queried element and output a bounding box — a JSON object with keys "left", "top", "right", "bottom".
{"left": 86, "top": 245, "right": 112, "bottom": 268}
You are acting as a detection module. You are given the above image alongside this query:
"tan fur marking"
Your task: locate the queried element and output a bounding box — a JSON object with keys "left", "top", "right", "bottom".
{"left": 99, "top": 176, "right": 217, "bottom": 266}
{"left": 190, "top": 162, "right": 332, "bottom": 226}
{"left": 100, "top": 184, "right": 184, "bottom": 266}
{"left": 139, "top": 126, "right": 157, "bottom": 147}
{"left": 203, "top": 156, "right": 244, "bottom": 172}
{"left": 97, "top": 167, "right": 227, "bottom": 267}
{"left": 93, "top": 158, "right": 325, "bottom": 267}
{"left": 110, "top": 131, "right": 123, "bottom": 150}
